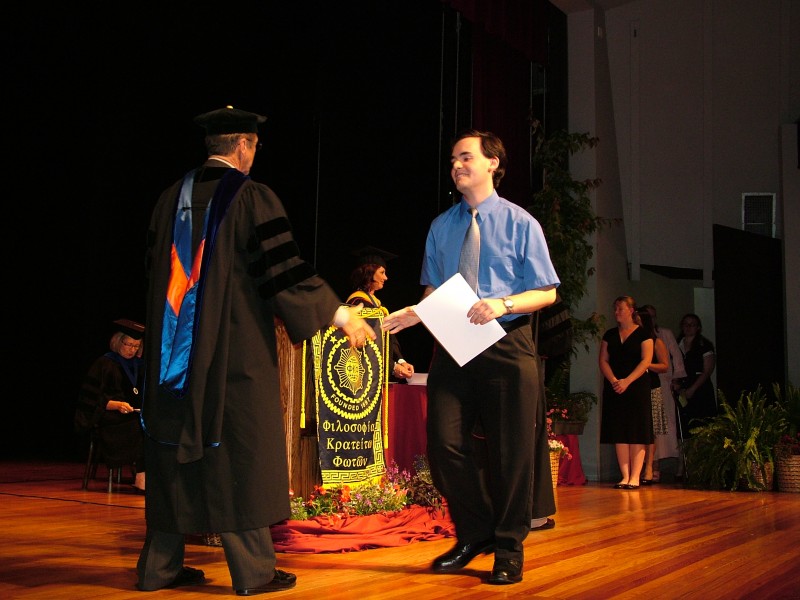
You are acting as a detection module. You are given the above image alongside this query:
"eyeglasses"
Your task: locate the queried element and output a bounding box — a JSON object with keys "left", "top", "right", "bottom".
{"left": 122, "top": 342, "right": 141, "bottom": 350}
{"left": 241, "top": 138, "right": 262, "bottom": 151}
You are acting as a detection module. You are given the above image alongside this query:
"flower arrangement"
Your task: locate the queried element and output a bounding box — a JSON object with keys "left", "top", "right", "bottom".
{"left": 774, "top": 382, "right": 800, "bottom": 459}
{"left": 775, "top": 433, "right": 800, "bottom": 459}
{"left": 548, "top": 436, "right": 572, "bottom": 460}
{"left": 546, "top": 412, "right": 572, "bottom": 460}
{"left": 289, "top": 456, "right": 444, "bottom": 521}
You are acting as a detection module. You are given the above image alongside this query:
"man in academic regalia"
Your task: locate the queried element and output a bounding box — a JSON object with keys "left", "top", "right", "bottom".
{"left": 136, "top": 106, "right": 375, "bottom": 596}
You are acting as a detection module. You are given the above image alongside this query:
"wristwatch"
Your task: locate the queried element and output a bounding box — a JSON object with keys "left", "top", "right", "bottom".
{"left": 502, "top": 297, "right": 514, "bottom": 315}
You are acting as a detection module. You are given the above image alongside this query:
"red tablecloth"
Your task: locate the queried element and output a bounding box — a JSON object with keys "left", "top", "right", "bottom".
{"left": 386, "top": 383, "right": 428, "bottom": 473}
{"left": 386, "top": 384, "right": 585, "bottom": 484}
{"left": 555, "top": 434, "right": 586, "bottom": 485}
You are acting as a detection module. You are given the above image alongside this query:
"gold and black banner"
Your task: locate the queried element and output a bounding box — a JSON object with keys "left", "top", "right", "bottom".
{"left": 311, "top": 308, "right": 390, "bottom": 487}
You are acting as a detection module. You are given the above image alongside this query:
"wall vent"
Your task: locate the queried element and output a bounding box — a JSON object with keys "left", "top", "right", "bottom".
{"left": 742, "top": 193, "right": 775, "bottom": 237}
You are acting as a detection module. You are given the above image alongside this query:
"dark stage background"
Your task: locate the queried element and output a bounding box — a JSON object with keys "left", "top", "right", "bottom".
{"left": 4, "top": 1, "right": 565, "bottom": 460}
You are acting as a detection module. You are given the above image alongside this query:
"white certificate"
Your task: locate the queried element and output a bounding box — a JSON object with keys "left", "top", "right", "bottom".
{"left": 414, "top": 273, "right": 506, "bottom": 366}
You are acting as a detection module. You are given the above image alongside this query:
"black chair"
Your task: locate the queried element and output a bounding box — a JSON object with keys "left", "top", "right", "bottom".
{"left": 81, "top": 429, "right": 136, "bottom": 492}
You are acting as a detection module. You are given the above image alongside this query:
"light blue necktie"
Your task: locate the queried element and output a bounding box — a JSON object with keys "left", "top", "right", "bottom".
{"left": 459, "top": 207, "right": 480, "bottom": 292}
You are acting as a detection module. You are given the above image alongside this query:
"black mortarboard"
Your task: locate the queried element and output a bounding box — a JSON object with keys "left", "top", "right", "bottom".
{"left": 112, "top": 318, "right": 145, "bottom": 340}
{"left": 351, "top": 246, "right": 398, "bottom": 268}
{"left": 194, "top": 105, "right": 267, "bottom": 135}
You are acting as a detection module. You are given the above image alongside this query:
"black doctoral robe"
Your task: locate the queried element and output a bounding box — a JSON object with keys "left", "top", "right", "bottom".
{"left": 75, "top": 354, "right": 144, "bottom": 468}
{"left": 141, "top": 162, "right": 342, "bottom": 534}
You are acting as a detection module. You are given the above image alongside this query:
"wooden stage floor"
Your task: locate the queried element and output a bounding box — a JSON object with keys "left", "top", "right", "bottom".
{"left": 1, "top": 460, "right": 799, "bottom": 599}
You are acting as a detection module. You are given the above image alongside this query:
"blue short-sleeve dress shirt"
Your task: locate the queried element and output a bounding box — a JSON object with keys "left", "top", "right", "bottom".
{"left": 421, "top": 191, "right": 560, "bottom": 324}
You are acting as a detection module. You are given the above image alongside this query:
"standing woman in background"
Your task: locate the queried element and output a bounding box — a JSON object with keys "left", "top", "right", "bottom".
{"left": 637, "top": 309, "right": 670, "bottom": 485}
{"left": 675, "top": 313, "right": 717, "bottom": 435}
{"left": 599, "top": 296, "right": 654, "bottom": 489}
{"left": 640, "top": 304, "right": 686, "bottom": 482}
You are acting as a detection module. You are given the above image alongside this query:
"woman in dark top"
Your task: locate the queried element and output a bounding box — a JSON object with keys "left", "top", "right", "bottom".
{"left": 74, "top": 319, "right": 146, "bottom": 491}
{"left": 675, "top": 313, "right": 717, "bottom": 435}
{"left": 599, "top": 296, "right": 654, "bottom": 489}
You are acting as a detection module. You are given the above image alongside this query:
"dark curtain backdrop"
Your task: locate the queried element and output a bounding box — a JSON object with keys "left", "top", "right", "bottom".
{"left": 443, "top": 0, "right": 559, "bottom": 207}
{"left": 443, "top": 0, "right": 549, "bottom": 64}
{"left": 471, "top": 31, "right": 538, "bottom": 206}
{"left": 4, "top": 1, "right": 563, "bottom": 460}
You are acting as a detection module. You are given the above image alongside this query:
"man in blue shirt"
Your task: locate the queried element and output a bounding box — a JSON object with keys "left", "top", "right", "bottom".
{"left": 383, "top": 129, "right": 560, "bottom": 585}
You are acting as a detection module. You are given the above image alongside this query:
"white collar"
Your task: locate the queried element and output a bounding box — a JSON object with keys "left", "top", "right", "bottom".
{"left": 208, "top": 156, "right": 237, "bottom": 169}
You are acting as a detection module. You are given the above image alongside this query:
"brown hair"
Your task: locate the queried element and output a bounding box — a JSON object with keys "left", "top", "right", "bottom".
{"left": 350, "top": 263, "right": 381, "bottom": 292}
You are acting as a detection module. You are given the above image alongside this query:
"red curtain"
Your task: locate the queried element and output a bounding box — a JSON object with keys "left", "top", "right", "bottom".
{"left": 443, "top": 0, "right": 548, "bottom": 64}
{"left": 443, "top": 0, "right": 551, "bottom": 205}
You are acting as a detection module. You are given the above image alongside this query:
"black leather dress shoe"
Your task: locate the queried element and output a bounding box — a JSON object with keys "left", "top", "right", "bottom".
{"left": 488, "top": 558, "right": 523, "bottom": 584}
{"left": 431, "top": 538, "right": 495, "bottom": 573}
{"left": 165, "top": 566, "right": 206, "bottom": 589}
{"left": 236, "top": 570, "right": 297, "bottom": 595}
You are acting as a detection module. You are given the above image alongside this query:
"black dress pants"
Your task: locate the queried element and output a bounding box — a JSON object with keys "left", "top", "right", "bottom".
{"left": 426, "top": 324, "right": 539, "bottom": 561}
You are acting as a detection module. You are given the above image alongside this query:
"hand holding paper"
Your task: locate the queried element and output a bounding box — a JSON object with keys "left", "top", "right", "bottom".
{"left": 413, "top": 273, "right": 505, "bottom": 366}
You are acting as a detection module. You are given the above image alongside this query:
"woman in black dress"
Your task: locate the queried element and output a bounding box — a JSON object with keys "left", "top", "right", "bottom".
{"left": 599, "top": 296, "right": 654, "bottom": 489}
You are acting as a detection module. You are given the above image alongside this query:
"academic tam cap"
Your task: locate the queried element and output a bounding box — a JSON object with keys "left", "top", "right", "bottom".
{"left": 352, "top": 246, "right": 398, "bottom": 268}
{"left": 112, "top": 318, "right": 145, "bottom": 340}
{"left": 194, "top": 105, "right": 267, "bottom": 135}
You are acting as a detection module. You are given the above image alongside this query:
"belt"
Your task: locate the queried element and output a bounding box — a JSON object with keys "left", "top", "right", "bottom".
{"left": 501, "top": 316, "right": 532, "bottom": 333}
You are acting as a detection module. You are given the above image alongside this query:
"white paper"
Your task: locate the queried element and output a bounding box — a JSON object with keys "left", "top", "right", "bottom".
{"left": 406, "top": 373, "right": 428, "bottom": 386}
{"left": 414, "top": 273, "right": 506, "bottom": 366}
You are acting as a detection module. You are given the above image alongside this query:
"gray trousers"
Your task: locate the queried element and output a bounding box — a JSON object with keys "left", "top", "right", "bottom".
{"left": 136, "top": 526, "right": 277, "bottom": 591}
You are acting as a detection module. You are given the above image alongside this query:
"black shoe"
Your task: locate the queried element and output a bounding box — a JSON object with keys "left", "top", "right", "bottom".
{"left": 236, "top": 570, "right": 297, "bottom": 595}
{"left": 613, "top": 483, "right": 627, "bottom": 489}
{"left": 641, "top": 479, "right": 653, "bottom": 485}
{"left": 164, "top": 566, "right": 206, "bottom": 589}
{"left": 625, "top": 484, "right": 640, "bottom": 489}
{"left": 487, "top": 558, "right": 523, "bottom": 585}
{"left": 431, "top": 538, "right": 495, "bottom": 573}
{"left": 530, "top": 517, "right": 555, "bottom": 531}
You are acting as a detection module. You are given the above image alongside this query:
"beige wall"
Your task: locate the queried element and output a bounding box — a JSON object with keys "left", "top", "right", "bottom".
{"left": 562, "top": 0, "right": 800, "bottom": 481}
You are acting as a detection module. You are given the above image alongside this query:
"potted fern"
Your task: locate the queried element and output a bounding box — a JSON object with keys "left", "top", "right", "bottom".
{"left": 683, "top": 386, "right": 787, "bottom": 491}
